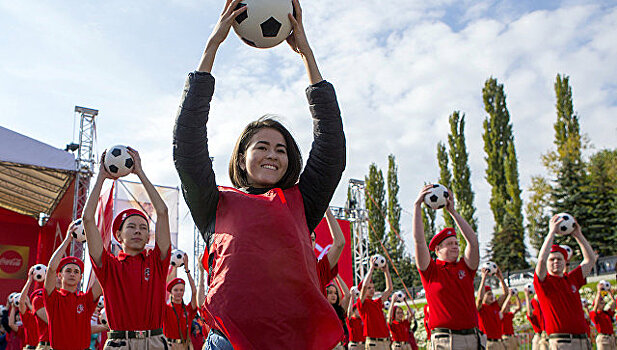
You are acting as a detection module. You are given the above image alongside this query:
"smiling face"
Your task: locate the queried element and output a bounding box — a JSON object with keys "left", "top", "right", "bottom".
{"left": 326, "top": 285, "right": 338, "bottom": 305}
{"left": 483, "top": 290, "right": 495, "bottom": 304}
{"left": 239, "top": 128, "right": 289, "bottom": 188}
{"left": 395, "top": 306, "right": 405, "bottom": 321}
{"left": 117, "top": 215, "right": 149, "bottom": 253}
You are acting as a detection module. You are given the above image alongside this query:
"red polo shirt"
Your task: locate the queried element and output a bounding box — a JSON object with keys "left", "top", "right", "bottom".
{"left": 358, "top": 297, "right": 389, "bottom": 338}
{"left": 533, "top": 266, "right": 587, "bottom": 335}
{"left": 31, "top": 290, "right": 49, "bottom": 342}
{"left": 502, "top": 312, "right": 514, "bottom": 335}
{"left": 590, "top": 310, "right": 614, "bottom": 335}
{"left": 163, "top": 302, "right": 198, "bottom": 340}
{"left": 347, "top": 316, "right": 365, "bottom": 342}
{"left": 389, "top": 319, "right": 411, "bottom": 342}
{"left": 527, "top": 297, "right": 544, "bottom": 333}
{"left": 317, "top": 257, "right": 338, "bottom": 296}
{"left": 91, "top": 245, "right": 171, "bottom": 331}
{"left": 478, "top": 302, "right": 502, "bottom": 340}
{"left": 20, "top": 309, "right": 39, "bottom": 346}
{"left": 419, "top": 258, "right": 478, "bottom": 330}
{"left": 43, "top": 288, "right": 96, "bottom": 350}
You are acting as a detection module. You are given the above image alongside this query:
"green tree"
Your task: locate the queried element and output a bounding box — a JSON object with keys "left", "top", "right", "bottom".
{"left": 421, "top": 203, "right": 437, "bottom": 244}
{"left": 365, "top": 163, "right": 386, "bottom": 289}
{"left": 386, "top": 154, "right": 404, "bottom": 264}
{"left": 482, "top": 77, "right": 528, "bottom": 270}
{"left": 525, "top": 176, "right": 552, "bottom": 253}
{"left": 437, "top": 142, "right": 455, "bottom": 228}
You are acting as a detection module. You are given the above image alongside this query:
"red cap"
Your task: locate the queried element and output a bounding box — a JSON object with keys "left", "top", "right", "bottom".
{"left": 429, "top": 228, "right": 457, "bottom": 251}
{"left": 58, "top": 256, "right": 84, "bottom": 273}
{"left": 484, "top": 286, "right": 492, "bottom": 292}
{"left": 550, "top": 245, "right": 568, "bottom": 259}
{"left": 166, "top": 278, "right": 185, "bottom": 292}
{"left": 112, "top": 208, "right": 149, "bottom": 241}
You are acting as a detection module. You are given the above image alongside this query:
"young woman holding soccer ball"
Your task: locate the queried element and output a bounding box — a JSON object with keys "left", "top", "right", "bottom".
{"left": 173, "top": 0, "right": 346, "bottom": 348}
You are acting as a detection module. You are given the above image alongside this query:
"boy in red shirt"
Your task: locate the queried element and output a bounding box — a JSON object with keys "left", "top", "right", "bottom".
{"left": 358, "top": 256, "right": 393, "bottom": 350}
{"left": 524, "top": 285, "right": 548, "bottom": 350}
{"left": 500, "top": 289, "right": 521, "bottom": 350}
{"left": 387, "top": 303, "right": 415, "bottom": 350}
{"left": 163, "top": 253, "right": 197, "bottom": 349}
{"left": 476, "top": 267, "right": 508, "bottom": 350}
{"left": 533, "top": 215, "right": 596, "bottom": 349}
{"left": 412, "top": 185, "right": 481, "bottom": 349}
{"left": 83, "top": 147, "right": 171, "bottom": 349}
{"left": 590, "top": 283, "right": 615, "bottom": 350}
{"left": 43, "top": 230, "right": 102, "bottom": 350}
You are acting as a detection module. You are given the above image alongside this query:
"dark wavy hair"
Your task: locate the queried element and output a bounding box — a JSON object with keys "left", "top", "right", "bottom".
{"left": 228, "top": 116, "right": 302, "bottom": 189}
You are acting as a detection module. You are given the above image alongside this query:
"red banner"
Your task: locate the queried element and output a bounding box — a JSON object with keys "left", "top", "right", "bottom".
{"left": 313, "top": 218, "right": 353, "bottom": 287}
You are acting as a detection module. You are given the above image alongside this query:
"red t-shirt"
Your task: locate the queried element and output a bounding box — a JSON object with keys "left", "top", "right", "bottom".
{"left": 347, "top": 316, "right": 365, "bottom": 342}
{"left": 31, "top": 290, "right": 49, "bottom": 342}
{"left": 478, "top": 302, "right": 502, "bottom": 340}
{"left": 502, "top": 312, "right": 514, "bottom": 335}
{"left": 91, "top": 245, "right": 171, "bottom": 331}
{"left": 163, "top": 302, "right": 198, "bottom": 340}
{"left": 317, "top": 257, "right": 338, "bottom": 296}
{"left": 20, "top": 309, "right": 39, "bottom": 346}
{"left": 419, "top": 259, "right": 478, "bottom": 330}
{"left": 358, "top": 297, "right": 389, "bottom": 338}
{"left": 43, "top": 288, "right": 96, "bottom": 350}
{"left": 590, "top": 310, "right": 614, "bottom": 335}
{"left": 533, "top": 266, "right": 587, "bottom": 335}
{"left": 527, "top": 297, "right": 544, "bottom": 333}
{"left": 389, "top": 319, "right": 411, "bottom": 342}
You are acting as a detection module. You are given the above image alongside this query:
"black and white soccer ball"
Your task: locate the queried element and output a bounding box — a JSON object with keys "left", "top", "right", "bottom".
{"left": 8, "top": 292, "right": 17, "bottom": 305}
{"left": 99, "top": 308, "right": 108, "bottom": 325}
{"left": 97, "top": 296, "right": 105, "bottom": 309}
{"left": 599, "top": 280, "right": 611, "bottom": 291}
{"left": 560, "top": 245, "right": 573, "bottom": 260}
{"left": 104, "top": 145, "right": 134, "bottom": 178}
{"left": 483, "top": 261, "right": 498, "bottom": 276}
{"left": 525, "top": 283, "right": 534, "bottom": 294}
{"left": 384, "top": 300, "right": 391, "bottom": 310}
{"left": 71, "top": 218, "right": 86, "bottom": 243}
{"left": 372, "top": 254, "right": 386, "bottom": 269}
{"left": 11, "top": 293, "right": 21, "bottom": 308}
{"left": 509, "top": 287, "right": 518, "bottom": 295}
{"left": 555, "top": 213, "right": 575, "bottom": 235}
{"left": 350, "top": 286, "right": 360, "bottom": 298}
{"left": 170, "top": 249, "right": 185, "bottom": 268}
{"left": 424, "top": 184, "right": 450, "bottom": 210}
{"left": 31, "top": 264, "right": 47, "bottom": 282}
{"left": 394, "top": 290, "right": 406, "bottom": 302}
{"left": 232, "top": 0, "right": 293, "bottom": 49}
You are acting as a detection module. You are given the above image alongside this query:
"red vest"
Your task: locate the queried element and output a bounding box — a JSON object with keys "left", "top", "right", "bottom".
{"left": 202, "top": 186, "right": 343, "bottom": 349}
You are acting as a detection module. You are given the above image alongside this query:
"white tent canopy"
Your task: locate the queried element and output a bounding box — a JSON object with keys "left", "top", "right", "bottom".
{"left": 0, "top": 126, "right": 75, "bottom": 217}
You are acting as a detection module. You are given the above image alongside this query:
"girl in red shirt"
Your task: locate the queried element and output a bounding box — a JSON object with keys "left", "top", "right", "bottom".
{"left": 326, "top": 276, "right": 350, "bottom": 349}
{"left": 387, "top": 303, "right": 416, "bottom": 350}
{"left": 346, "top": 286, "right": 365, "bottom": 349}
{"left": 164, "top": 253, "right": 197, "bottom": 349}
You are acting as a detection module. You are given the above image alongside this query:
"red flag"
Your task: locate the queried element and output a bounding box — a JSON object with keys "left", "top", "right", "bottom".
{"left": 96, "top": 181, "right": 115, "bottom": 250}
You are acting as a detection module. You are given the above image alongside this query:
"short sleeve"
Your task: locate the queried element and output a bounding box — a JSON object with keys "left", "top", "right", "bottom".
{"left": 91, "top": 249, "right": 115, "bottom": 284}
{"left": 418, "top": 259, "right": 435, "bottom": 280}
{"left": 567, "top": 266, "right": 586, "bottom": 289}
{"left": 85, "top": 290, "right": 97, "bottom": 314}
{"left": 317, "top": 257, "right": 337, "bottom": 290}
{"left": 153, "top": 244, "right": 172, "bottom": 272}
{"left": 32, "top": 295, "right": 45, "bottom": 312}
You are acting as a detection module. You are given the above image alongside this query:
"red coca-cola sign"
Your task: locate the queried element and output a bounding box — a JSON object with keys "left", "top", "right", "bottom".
{"left": 0, "top": 245, "right": 29, "bottom": 279}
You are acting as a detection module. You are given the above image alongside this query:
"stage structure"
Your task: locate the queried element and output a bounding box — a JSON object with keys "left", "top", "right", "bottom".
{"left": 343, "top": 179, "right": 370, "bottom": 285}
{"left": 70, "top": 106, "right": 98, "bottom": 257}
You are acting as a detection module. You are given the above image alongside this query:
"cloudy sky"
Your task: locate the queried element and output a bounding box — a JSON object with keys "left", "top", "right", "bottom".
{"left": 1, "top": 0, "right": 616, "bottom": 270}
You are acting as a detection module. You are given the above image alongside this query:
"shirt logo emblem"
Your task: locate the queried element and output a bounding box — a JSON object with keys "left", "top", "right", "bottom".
{"left": 458, "top": 270, "right": 466, "bottom": 279}
{"left": 77, "top": 304, "right": 84, "bottom": 314}
{"left": 144, "top": 267, "right": 151, "bottom": 281}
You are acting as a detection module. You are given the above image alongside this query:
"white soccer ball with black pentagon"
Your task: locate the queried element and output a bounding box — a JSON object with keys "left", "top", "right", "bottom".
{"left": 524, "top": 283, "right": 534, "bottom": 294}
{"left": 104, "top": 145, "right": 134, "bottom": 178}
{"left": 71, "top": 218, "right": 86, "bottom": 243}
{"left": 560, "top": 245, "right": 573, "bottom": 260}
{"left": 31, "top": 264, "right": 47, "bottom": 282}
{"left": 170, "top": 249, "right": 185, "bottom": 268}
{"left": 8, "top": 292, "right": 17, "bottom": 305}
{"left": 97, "top": 296, "right": 105, "bottom": 309}
{"left": 99, "top": 308, "right": 108, "bottom": 325}
{"left": 483, "top": 261, "right": 498, "bottom": 275}
{"left": 384, "top": 300, "right": 391, "bottom": 310}
{"left": 599, "top": 280, "right": 611, "bottom": 291}
{"left": 509, "top": 287, "right": 518, "bottom": 295}
{"left": 350, "top": 286, "right": 360, "bottom": 298}
{"left": 12, "top": 293, "right": 21, "bottom": 308}
{"left": 394, "top": 290, "right": 406, "bottom": 302}
{"left": 424, "top": 184, "right": 450, "bottom": 210}
{"left": 372, "top": 254, "right": 386, "bottom": 269}
{"left": 231, "top": 0, "right": 293, "bottom": 49}
{"left": 555, "top": 213, "right": 575, "bottom": 235}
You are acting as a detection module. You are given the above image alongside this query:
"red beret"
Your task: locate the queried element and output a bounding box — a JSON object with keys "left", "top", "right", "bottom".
{"left": 429, "top": 228, "right": 457, "bottom": 251}
{"left": 112, "top": 208, "right": 149, "bottom": 241}
{"left": 167, "top": 278, "right": 185, "bottom": 292}
{"left": 484, "top": 286, "right": 492, "bottom": 292}
{"left": 58, "top": 256, "right": 84, "bottom": 273}
{"left": 550, "top": 245, "right": 568, "bottom": 259}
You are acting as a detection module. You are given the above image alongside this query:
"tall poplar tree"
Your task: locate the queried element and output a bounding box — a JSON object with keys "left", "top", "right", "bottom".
{"left": 437, "top": 142, "right": 455, "bottom": 228}
{"left": 387, "top": 155, "right": 404, "bottom": 264}
{"left": 482, "top": 77, "right": 528, "bottom": 270}
{"left": 365, "top": 163, "right": 386, "bottom": 289}
{"left": 525, "top": 176, "right": 552, "bottom": 253}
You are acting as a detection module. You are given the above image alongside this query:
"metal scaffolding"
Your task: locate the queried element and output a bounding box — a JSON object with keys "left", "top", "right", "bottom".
{"left": 70, "top": 106, "right": 98, "bottom": 257}
{"left": 345, "top": 178, "right": 370, "bottom": 285}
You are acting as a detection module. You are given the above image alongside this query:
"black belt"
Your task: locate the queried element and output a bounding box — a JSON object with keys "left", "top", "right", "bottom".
{"left": 549, "top": 333, "right": 587, "bottom": 339}
{"left": 167, "top": 338, "right": 187, "bottom": 344}
{"left": 432, "top": 327, "right": 478, "bottom": 335}
{"left": 108, "top": 328, "right": 163, "bottom": 339}
{"left": 367, "top": 337, "right": 390, "bottom": 341}
{"left": 599, "top": 333, "right": 614, "bottom": 336}
{"left": 38, "top": 342, "right": 50, "bottom": 346}
{"left": 25, "top": 346, "right": 37, "bottom": 349}
{"left": 487, "top": 338, "right": 501, "bottom": 341}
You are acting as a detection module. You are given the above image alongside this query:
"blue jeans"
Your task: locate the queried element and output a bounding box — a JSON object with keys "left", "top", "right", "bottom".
{"left": 205, "top": 330, "right": 234, "bottom": 350}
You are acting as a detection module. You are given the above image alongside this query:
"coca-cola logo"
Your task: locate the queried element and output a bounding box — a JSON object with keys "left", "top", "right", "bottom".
{"left": 0, "top": 250, "right": 24, "bottom": 274}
